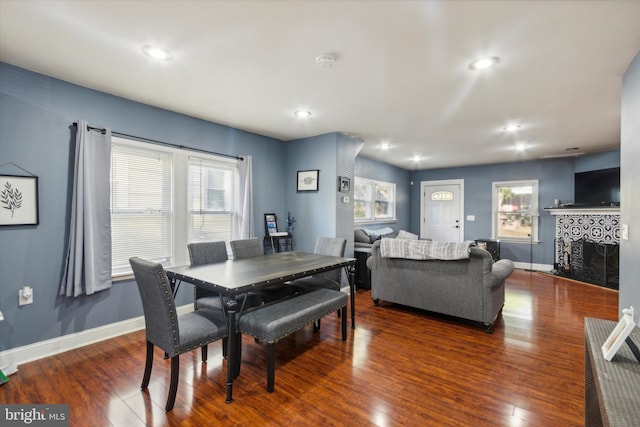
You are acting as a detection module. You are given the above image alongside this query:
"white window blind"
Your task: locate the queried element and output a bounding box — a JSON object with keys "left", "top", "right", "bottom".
{"left": 188, "top": 157, "right": 236, "bottom": 243}
{"left": 111, "top": 143, "right": 173, "bottom": 276}
{"left": 110, "top": 137, "right": 240, "bottom": 277}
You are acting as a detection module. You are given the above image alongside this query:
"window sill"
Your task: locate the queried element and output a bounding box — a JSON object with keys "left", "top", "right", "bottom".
{"left": 355, "top": 219, "right": 397, "bottom": 226}
{"left": 112, "top": 273, "right": 134, "bottom": 282}
{"left": 495, "top": 238, "right": 540, "bottom": 244}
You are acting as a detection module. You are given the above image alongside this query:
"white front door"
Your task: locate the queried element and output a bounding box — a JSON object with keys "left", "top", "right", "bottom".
{"left": 420, "top": 180, "right": 463, "bottom": 242}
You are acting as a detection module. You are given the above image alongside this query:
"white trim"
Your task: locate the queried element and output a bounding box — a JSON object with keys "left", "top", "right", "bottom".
{"left": 0, "top": 304, "right": 193, "bottom": 368}
{"left": 514, "top": 262, "right": 553, "bottom": 271}
{"left": 492, "top": 179, "right": 539, "bottom": 242}
{"left": 420, "top": 179, "right": 465, "bottom": 241}
{"left": 354, "top": 176, "right": 397, "bottom": 223}
{"left": 545, "top": 207, "right": 620, "bottom": 215}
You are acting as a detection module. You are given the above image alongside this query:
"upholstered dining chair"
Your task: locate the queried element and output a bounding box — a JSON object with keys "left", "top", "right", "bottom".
{"left": 229, "top": 237, "right": 264, "bottom": 260}
{"left": 188, "top": 241, "right": 262, "bottom": 311}
{"left": 129, "top": 257, "right": 227, "bottom": 411}
{"left": 229, "top": 238, "right": 296, "bottom": 303}
{"left": 289, "top": 236, "right": 347, "bottom": 292}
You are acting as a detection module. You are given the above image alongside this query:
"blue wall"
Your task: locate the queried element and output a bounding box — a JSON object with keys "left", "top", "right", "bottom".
{"left": 0, "top": 62, "right": 287, "bottom": 350}
{"left": 354, "top": 155, "right": 411, "bottom": 232}
{"left": 285, "top": 133, "right": 338, "bottom": 253}
{"left": 575, "top": 150, "right": 620, "bottom": 172}
{"left": 409, "top": 155, "right": 620, "bottom": 265}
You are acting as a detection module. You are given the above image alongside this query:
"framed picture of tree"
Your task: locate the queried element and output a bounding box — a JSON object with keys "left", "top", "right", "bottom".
{"left": 0, "top": 175, "right": 39, "bottom": 226}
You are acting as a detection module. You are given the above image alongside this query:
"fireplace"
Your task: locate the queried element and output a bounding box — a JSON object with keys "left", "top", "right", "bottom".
{"left": 554, "top": 238, "right": 619, "bottom": 289}
{"left": 547, "top": 207, "right": 620, "bottom": 290}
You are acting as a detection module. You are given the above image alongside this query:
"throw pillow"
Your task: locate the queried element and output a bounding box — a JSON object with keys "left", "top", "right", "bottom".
{"left": 397, "top": 230, "right": 419, "bottom": 240}
{"left": 354, "top": 229, "right": 370, "bottom": 243}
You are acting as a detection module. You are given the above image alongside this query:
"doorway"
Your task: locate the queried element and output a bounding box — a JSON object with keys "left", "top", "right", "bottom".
{"left": 420, "top": 179, "right": 464, "bottom": 242}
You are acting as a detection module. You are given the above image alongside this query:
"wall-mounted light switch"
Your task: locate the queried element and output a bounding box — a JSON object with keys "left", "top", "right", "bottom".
{"left": 466, "top": 215, "right": 475, "bottom": 221}
{"left": 622, "top": 223, "right": 629, "bottom": 240}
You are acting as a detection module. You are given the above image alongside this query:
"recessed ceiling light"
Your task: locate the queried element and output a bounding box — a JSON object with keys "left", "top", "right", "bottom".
{"left": 316, "top": 54, "right": 336, "bottom": 69}
{"left": 515, "top": 142, "right": 528, "bottom": 151}
{"left": 380, "top": 143, "right": 391, "bottom": 150}
{"left": 142, "top": 45, "right": 172, "bottom": 61}
{"left": 469, "top": 56, "right": 499, "bottom": 70}
{"left": 293, "top": 110, "right": 312, "bottom": 118}
{"left": 412, "top": 155, "right": 422, "bottom": 162}
{"left": 502, "top": 124, "right": 522, "bottom": 132}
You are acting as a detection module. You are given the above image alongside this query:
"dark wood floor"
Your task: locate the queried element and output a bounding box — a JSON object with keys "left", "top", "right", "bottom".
{"left": 1, "top": 270, "right": 618, "bottom": 426}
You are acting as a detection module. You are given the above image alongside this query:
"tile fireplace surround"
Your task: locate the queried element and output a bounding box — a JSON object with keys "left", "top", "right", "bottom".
{"left": 546, "top": 207, "right": 620, "bottom": 289}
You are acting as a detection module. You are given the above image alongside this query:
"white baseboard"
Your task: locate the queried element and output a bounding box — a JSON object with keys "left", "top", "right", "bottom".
{"left": 513, "top": 262, "right": 553, "bottom": 272}
{"left": 0, "top": 304, "right": 193, "bottom": 369}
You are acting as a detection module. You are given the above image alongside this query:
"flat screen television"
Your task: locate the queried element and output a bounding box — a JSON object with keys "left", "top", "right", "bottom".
{"left": 574, "top": 167, "right": 620, "bottom": 206}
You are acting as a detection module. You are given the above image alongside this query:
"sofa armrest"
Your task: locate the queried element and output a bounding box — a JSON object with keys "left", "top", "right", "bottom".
{"left": 485, "top": 259, "right": 515, "bottom": 289}
{"left": 365, "top": 240, "right": 382, "bottom": 270}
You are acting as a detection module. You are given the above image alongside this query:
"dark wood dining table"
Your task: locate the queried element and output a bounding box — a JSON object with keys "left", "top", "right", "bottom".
{"left": 165, "top": 251, "right": 356, "bottom": 403}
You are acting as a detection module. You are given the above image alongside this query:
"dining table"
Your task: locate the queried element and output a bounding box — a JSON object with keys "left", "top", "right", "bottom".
{"left": 165, "top": 251, "right": 356, "bottom": 403}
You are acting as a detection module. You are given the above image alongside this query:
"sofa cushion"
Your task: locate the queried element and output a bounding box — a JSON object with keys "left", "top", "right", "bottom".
{"left": 397, "top": 230, "right": 418, "bottom": 240}
{"left": 367, "top": 227, "right": 396, "bottom": 242}
{"left": 354, "top": 229, "right": 370, "bottom": 244}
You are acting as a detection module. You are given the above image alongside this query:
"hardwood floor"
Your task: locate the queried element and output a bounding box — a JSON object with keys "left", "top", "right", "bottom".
{"left": 0, "top": 270, "right": 618, "bottom": 426}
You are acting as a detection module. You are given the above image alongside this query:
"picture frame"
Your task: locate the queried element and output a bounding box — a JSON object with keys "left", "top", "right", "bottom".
{"left": 602, "top": 307, "right": 637, "bottom": 361}
{"left": 338, "top": 176, "right": 350, "bottom": 193}
{"left": 264, "top": 213, "right": 278, "bottom": 236}
{"left": 0, "top": 175, "right": 39, "bottom": 226}
{"left": 297, "top": 169, "right": 319, "bottom": 192}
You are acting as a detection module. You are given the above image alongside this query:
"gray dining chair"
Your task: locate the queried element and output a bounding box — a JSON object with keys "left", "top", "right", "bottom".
{"left": 290, "top": 236, "right": 347, "bottom": 292}
{"left": 230, "top": 237, "right": 264, "bottom": 260}
{"left": 188, "top": 241, "right": 263, "bottom": 311}
{"left": 129, "top": 257, "right": 227, "bottom": 411}
{"left": 230, "top": 238, "right": 297, "bottom": 303}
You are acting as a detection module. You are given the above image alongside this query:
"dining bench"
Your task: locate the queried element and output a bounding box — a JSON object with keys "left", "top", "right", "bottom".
{"left": 237, "top": 288, "right": 348, "bottom": 392}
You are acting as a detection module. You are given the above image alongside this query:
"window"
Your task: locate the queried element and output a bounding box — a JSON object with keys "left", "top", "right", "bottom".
{"left": 354, "top": 177, "right": 396, "bottom": 223}
{"left": 111, "top": 137, "right": 239, "bottom": 277}
{"left": 492, "top": 180, "right": 539, "bottom": 242}
{"left": 188, "top": 157, "right": 237, "bottom": 244}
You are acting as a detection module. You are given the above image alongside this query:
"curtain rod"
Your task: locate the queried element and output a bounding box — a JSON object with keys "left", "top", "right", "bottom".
{"left": 72, "top": 122, "right": 243, "bottom": 161}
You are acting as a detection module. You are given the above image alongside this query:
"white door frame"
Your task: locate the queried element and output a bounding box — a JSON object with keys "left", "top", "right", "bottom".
{"left": 420, "top": 179, "right": 465, "bottom": 241}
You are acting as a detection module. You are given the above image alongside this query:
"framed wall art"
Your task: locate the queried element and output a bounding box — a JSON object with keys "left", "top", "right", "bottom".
{"left": 602, "top": 307, "right": 638, "bottom": 361}
{"left": 264, "top": 213, "right": 278, "bottom": 236}
{"left": 0, "top": 175, "right": 39, "bottom": 226}
{"left": 297, "top": 170, "right": 319, "bottom": 192}
{"left": 339, "top": 176, "right": 350, "bottom": 193}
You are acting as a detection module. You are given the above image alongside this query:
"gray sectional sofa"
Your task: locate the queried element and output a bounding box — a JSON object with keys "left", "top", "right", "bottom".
{"left": 354, "top": 227, "right": 398, "bottom": 250}
{"left": 366, "top": 240, "right": 514, "bottom": 332}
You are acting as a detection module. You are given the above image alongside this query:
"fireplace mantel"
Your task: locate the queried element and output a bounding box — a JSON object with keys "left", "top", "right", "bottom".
{"left": 545, "top": 207, "right": 620, "bottom": 216}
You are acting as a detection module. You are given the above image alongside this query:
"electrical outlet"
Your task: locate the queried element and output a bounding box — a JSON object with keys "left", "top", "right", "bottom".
{"left": 19, "top": 286, "right": 33, "bottom": 306}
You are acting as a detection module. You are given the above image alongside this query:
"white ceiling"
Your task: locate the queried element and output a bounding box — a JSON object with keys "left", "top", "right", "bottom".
{"left": 1, "top": 1, "right": 639, "bottom": 170}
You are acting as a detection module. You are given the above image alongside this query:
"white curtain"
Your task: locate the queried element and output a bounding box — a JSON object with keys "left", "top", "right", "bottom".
{"left": 236, "top": 155, "right": 254, "bottom": 239}
{"left": 60, "top": 120, "right": 112, "bottom": 296}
